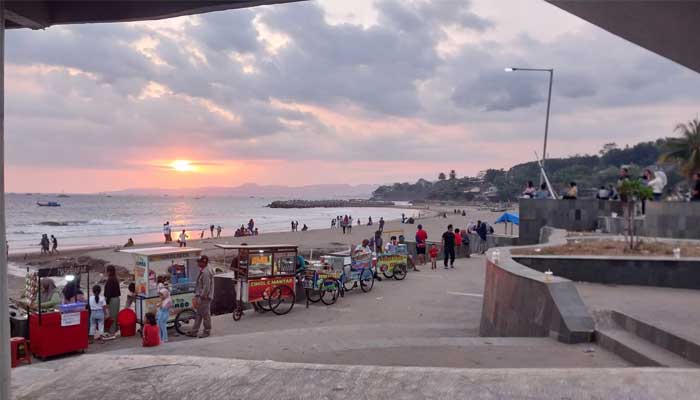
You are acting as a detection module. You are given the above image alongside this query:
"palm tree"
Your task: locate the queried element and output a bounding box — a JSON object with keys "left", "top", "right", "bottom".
{"left": 659, "top": 118, "right": 700, "bottom": 178}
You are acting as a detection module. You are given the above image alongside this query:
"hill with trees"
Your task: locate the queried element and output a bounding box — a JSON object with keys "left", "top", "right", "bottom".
{"left": 372, "top": 139, "right": 686, "bottom": 202}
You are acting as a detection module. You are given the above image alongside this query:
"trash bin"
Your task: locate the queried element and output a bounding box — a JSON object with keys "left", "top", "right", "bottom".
{"left": 117, "top": 308, "right": 137, "bottom": 337}
{"left": 9, "top": 306, "right": 29, "bottom": 339}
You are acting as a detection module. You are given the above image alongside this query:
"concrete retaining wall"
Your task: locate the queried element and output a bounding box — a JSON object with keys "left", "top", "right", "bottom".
{"left": 479, "top": 228, "right": 595, "bottom": 344}
{"left": 519, "top": 199, "right": 623, "bottom": 244}
{"left": 513, "top": 255, "right": 700, "bottom": 290}
{"left": 645, "top": 202, "right": 700, "bottom": 239}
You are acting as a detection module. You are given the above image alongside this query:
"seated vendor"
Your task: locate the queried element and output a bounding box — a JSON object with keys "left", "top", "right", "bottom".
{"left": 62, "top": 279, "right": 84, "bottom": 303}
{"left": 37, "top": 278, "right": 61, "bottom": 310}
{"left": 354, "top": 239, "right": 372, "bottom": 257}
{"left": 385, "top": 236, "right": 399, "bottom": 254}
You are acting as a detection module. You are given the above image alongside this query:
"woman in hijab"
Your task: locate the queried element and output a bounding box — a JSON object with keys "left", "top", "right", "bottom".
{"left": 104, "top": 265, "right": 121, "bottom": 336}
{"left": 38, "top": 278, "right": 60, "bottom": 310}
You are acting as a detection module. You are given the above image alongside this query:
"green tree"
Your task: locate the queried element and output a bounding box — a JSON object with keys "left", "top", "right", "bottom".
{"left": 659, "top": 118, "right": 700, "bottom": 178}
{"left": 438, "top": 172, "right": 446, "bottom": 181}
{"left": 618, "top": 180, "right": 653, "bottom": 250}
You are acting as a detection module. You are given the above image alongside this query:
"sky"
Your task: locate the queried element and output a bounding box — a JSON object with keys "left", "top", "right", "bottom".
{"left": 5, "top": 0, "right": 700, "bottom": 193}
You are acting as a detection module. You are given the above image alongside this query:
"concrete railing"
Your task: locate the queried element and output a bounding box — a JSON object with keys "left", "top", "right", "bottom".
{"left": 479, "top": 227, "right": 595, "bottom": 344}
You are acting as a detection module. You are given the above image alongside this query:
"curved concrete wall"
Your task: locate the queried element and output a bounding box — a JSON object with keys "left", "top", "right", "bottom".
{"left": 479, "top": 228, "right": 595, "bottom": 344}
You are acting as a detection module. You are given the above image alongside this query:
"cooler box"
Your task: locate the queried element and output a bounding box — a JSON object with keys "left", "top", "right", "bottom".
{"left": 29, "top": 311, "right": 88, "bottom": 359}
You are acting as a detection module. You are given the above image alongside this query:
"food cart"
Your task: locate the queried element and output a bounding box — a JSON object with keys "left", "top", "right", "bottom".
{"left": 215, "top": 244, "right": 298, "bottom": 321}
{"left": 323, "top": 250, "right": 375, "bottom": 293}
{"left": 120, "top": 247, "right": 202, "bottom": 330}
{"left": 25, "top": 264, "right": 91, "bottom": 360}
{"left": 376, "top": 243, "right": 409, "bottom": 280}
{"left": 302, "top": 259, "right": 343, "bottom": 307}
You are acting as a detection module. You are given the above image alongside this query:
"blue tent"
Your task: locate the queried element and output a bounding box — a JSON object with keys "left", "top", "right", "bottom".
{"left": 494, "top": 212, "right": 519, "bottom": 225}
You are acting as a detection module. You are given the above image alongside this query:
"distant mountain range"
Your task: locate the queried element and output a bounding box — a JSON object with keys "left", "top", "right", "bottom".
{"left": 106, "top": 183, "right": 379, "bottom": 199}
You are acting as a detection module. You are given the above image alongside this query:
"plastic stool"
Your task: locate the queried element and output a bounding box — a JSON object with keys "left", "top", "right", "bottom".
{"left": 10, "top": 337, "right": 32, "bottom": 368}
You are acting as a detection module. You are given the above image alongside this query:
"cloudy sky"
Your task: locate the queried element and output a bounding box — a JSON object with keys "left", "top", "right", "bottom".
{"left": 5, "top": 0, "right": 700, "bottom": 192}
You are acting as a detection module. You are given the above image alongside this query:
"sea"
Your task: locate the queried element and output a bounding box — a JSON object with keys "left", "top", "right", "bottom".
{"left": 6, "top": 194, "right": 416, "bottom": 254}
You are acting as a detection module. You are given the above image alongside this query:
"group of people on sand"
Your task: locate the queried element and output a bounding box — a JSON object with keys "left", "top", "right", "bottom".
{"left": 291, "top": 221, "right": 308, "bottom": 232}
{"left": 158, "top": 220, "right": 259, "bottom": 243}
{"left": 39, "top": 234, "right": 58, "bottom": 255}
{"left": 413, "top": 220, "right": 492, "bottom": 270}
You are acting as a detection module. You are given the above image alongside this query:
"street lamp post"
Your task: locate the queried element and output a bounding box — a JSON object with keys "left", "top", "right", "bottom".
{"left": 505, "top": 67, "right": 554, "bottom": 184}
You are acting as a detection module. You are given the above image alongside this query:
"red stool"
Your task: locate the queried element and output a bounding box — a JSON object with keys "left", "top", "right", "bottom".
{"left": 10, "top": 337, "right": 32, "bottom": 368}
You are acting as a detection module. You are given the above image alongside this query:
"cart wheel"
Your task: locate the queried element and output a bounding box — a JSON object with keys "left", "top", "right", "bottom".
{"left": 306, "top": 288, "right": 322, "bottom": 303}
{"left": 343, "top": 279, "right": 355, "bottom": 292}
{"left": 360, "top": 269, "right": 374, "bottom": 292}
{"left": 321, "top": 288, "right": 339, "bottom": 305}
{"left": 232, "top": 307, "right": 243, "bottom": 321}
{"left": 393, "top": 264, "right": 407, "bottom": 281}
{"left": 254, "top": 301, "right": 272, "bottom": 313}
{"left": 175, "top": 309, "right": 196, "bottom": 335}
{"left": 269, "top": 285, "right": 296, "bottom": 315}
{"left": 381, "top": 264, "right": 394, "bottom": 279}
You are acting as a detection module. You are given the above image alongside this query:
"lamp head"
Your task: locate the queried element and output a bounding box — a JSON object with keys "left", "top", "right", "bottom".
{"left": 504, "top": 67, "right": 516, "bottom": 72}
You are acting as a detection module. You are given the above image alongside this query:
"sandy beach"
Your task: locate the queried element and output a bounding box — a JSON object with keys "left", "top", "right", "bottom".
{"left": 7, "top": 205, "right": 516, "bottom": 298}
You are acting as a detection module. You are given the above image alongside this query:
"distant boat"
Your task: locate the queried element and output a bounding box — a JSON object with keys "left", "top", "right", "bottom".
{"left": 57, "top": 194, "right": 70, "bottom": 198}
{"left": 37, "top": 201, "right": 61, "bottom": 207}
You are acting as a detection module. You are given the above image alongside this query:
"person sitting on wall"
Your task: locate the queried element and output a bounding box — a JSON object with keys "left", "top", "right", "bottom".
{"left": 562, "top": 182, "right": 578, "bottom": 200}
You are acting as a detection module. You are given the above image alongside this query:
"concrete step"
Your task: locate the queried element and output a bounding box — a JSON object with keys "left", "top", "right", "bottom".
{"left": 593, "top": 310, "right": 700, "bottom": 367}
{"left": 596, "top": 328, "right": 698, "bottom": 367}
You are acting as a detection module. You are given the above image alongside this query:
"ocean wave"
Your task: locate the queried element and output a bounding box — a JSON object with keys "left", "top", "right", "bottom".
{"left": 38, "top": 219, "right": 124, "bottom": 227}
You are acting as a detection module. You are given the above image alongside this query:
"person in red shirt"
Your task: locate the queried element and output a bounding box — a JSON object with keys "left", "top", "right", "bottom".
{"left": 142, "top": 312, "right": 160, "bottom": 347}
{"left": 429, "top": 244, "right": 439, "bottom": 270}
{"left": 454, "top": 229, "right": 462, "bottom": 252}
{"left": 415, "top": 224, "right": 428, "bottom": 266}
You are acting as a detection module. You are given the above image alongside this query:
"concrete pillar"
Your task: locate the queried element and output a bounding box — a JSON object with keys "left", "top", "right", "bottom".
{"left": 0, "top": 1, "right": 9, "bottom": 399}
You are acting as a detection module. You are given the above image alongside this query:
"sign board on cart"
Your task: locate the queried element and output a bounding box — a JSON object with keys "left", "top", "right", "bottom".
{"left": 248, "top": 276, "right": 295, "bottom": 303}
{"left": 60, "top": 312, "right": 81, "bottom": 327}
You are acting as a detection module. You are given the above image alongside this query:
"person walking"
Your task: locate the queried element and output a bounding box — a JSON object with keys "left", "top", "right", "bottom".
{"left": 178, "top": 230, "right": 188, "bottom": 248}
{"left": 347, "top": 216, "right": 353, "bottom": 233}
{"left": 454, "top": 228, "right": 462, "bottom": 256}
{"left": 216, "top": 225, "right": 222, "bottom": 238}
{"left": 188, "top": 255, "right": 214, "bottom": 338}
{"left": 476, "top": 220, "right": 489, "bottom": 254}
{"left": 104, "top": 265, "right": 121, "bottom": 336}
{"left": 379, "top": 217, "right": 385, "bottom": 232}
{"left": 50, "top": 235, "right": 59, "bottom": 254}
{"left": 163, "top": 222, "right": 171, "bottom": 243}
{"left": 415, "top": 224, "right": 428, "bottom": 265}
{"left": 210, "top": 225, "right": 215, "bottom": 238}
{"left": 342, "top": 215, "right": 348, "bottom": 234}
{"left": 441, "top": 224, "right": 456, "bottom": 269}
{"left": 40, "top": 234, "right": 49, "bottom": 255}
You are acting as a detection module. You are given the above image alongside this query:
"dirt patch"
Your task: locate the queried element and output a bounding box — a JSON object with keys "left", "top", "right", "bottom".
{"left": 512, "top": 240, "right": 700, "bottom": 257}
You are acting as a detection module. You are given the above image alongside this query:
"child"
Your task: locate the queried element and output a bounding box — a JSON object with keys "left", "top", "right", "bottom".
{"left": 89, "top": 285, "right": 107, "bottom": 343}
{"left": 125, "top": 282, "right": 137, "bottom": 309}
{"left": 142, "top": 312, "right": 160, "bottom": 347}
{"left": 429, "top": 244, "right": 439, "bottom": 270}
{"left": 156, "top": 288, "right": 172, "bottom": 343}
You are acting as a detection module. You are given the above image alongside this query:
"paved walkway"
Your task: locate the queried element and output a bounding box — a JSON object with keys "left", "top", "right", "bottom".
{"left": 577, "top": 283, "right": 700, "bottom": 344}
{"left": 13, "top": 355, "right": 697, "bottom": 400}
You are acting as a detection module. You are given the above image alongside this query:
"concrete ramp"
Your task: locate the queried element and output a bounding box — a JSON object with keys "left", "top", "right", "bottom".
{"left": 13, "top": 355, "right": 700, "bottom": 400}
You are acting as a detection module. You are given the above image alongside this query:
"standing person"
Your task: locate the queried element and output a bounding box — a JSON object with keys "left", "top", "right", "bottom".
{"left": 617, "top": 167, "right": 631, "bottom": 202}
{"left": 50, "top": 235, "right": 59, "bottom": 254}
{"left": 401, "top": 213, "right": 406, "bottom": 223}
{"left": 373, "top": 231, "right": 383, "bottom": 254}
{"left": 358, "top": 218, "right": 361, "bottom": 226}
{"left": 535, "top": 183, "right": 551, "bottom": 199}
{"left": 342, "top": 215, "right": 348, "bottom": 234}
{"left": 216, "top": 225, "right": 222, "bottom": 238}
{"left": 645, "top": 169, "right": 665, "bottom": 201}
{"left": 692, "top": 173, "right": 700, "bottom": 201}
{"left": 210, "top": 225, "right": 215, "bottom": 238}
{"left": 429, "top": 244, "right": 439, "bottom": 270}
{"left": 163, "top": 222, "right": 171, "bottom": 243}
{"left": 379, "top": 217, "right": 385, "bottom": 232}
{"left": 415, "top": 224, "right": 428, "bottom": 266}
{"left": 40, "top": 234, "right": 49, "bottom": 255}
{"left": 104, "top": 265, "right": 121, "bottom": 336}
{"left": 157, "top": 288, "right": 172, "bottom": 343}
{"left": 563, "top": 182, "right": 578, "bottom": 199}
{"left": 248, "top": 219, "right": 255, "bottom": 232}
{"left": 454, "top": 228, "right": 462, "bottom": 254}
{"left": 461, "top": 229, "right": 471, "bottom": 258}
{"left": 188, "top": 255, "right": 214, "bottom": 338}
{"left": 291, "top": 221, "right": 295, "bottom": 232}
{"left": 125, "top": 282, "right": 137, "bottom": 309}
{"left": 347, "top": 216, "right": 353, "bottom": 233}
{"left": 331, "top": 219, "right": 336, "bottom": 229}
{"left": 476, "top": 220, "right": 489, "bottom": 254}
{"left": 596, "top": 186, "right": 611, "bottom": 200}
{"left": 441, "top": 225, "right": 456, "bottom": 269}
{"left": 295, "top": 221, "right": 299, "bottom": 233}
{"left": 178, "top": 230, "right": 188, "bottom": 247}
{"left": 89, "top": 285, "right": 107, "bottom": 344}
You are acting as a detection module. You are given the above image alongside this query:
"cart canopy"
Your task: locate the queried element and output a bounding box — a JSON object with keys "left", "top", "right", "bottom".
{"left": 494, "top": 212, "right": 519, "bottom": 225}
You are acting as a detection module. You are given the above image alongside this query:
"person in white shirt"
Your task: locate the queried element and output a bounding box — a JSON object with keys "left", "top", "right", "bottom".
{"left": 385, "top": 236, "right": 399, "bottom": 254}
{"left": 89, "top": 285, "right": 107, "bottom": 343}
{"left": 645, "top": 169, "right": 665, "bottom": 201}
{"left": 163, "top": 221, "right": 172, "bottom": 243}
{"left": 178, "top": 230, "right": 188, "bottom": 248}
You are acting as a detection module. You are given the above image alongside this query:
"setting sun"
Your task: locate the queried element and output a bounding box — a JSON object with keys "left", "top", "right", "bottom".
{"left": 170, "top": 160, "right": 196, "bottom": 172}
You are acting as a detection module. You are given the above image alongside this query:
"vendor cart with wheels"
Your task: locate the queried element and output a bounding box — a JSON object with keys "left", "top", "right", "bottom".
{"left": 120, "top": 247, "right": 202, "bottom": 333}
{"left": 302, "top": 260, "right": 342, "bottom": 307}
{"left": 22, "top": 264, "right": 93, "bottom": 360}
{"left": 377, "top": 244, "right": 409, "bottom": 280}
{"left": 215, "top": 244, "right": 298, "bottom": 321}
{"left": 323, "top": 251, "right": 375, "bottom": 294}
